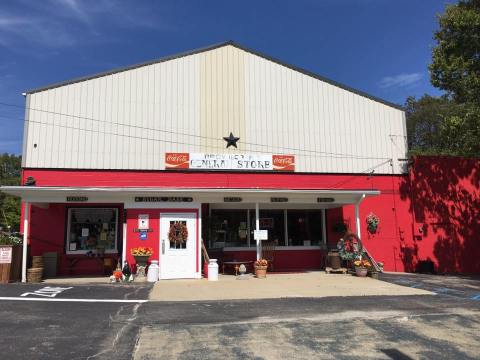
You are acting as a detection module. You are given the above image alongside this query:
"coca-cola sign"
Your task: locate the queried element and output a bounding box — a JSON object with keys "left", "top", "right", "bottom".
{"left": 165, "top": 153, "right": 189, "bottom": 169}
{"left": 272, "top": 155, "right": 295, "bottom": 171}
{"left": 165, "top": 153, "right": 295, "bottom": 172}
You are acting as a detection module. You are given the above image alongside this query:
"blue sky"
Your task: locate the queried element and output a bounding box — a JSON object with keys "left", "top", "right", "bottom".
{"left": 0, "top": 0, "right": 451, "bottom": 154}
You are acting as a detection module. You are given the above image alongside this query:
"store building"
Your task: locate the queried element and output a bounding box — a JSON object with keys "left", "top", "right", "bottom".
{"left": 1, "top": 41, "right": 412, "bottom": 281}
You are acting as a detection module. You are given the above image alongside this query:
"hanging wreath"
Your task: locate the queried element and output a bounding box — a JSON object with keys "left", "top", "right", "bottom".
{"left": 168, "top": 221, "right": 188, "bottom": 244}
{"left": 337, "top": 233, "right": 364, "bottom": 261}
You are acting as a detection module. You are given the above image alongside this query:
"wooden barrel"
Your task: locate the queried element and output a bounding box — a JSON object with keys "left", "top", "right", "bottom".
{"left": 32, "top": 256, "right": 44, "bottom": 268}
{"left": 327, "top": 252, "right": 341, "bottom": 269}
{"left": 27, "top": 267, "right": 43, "bottom": 283}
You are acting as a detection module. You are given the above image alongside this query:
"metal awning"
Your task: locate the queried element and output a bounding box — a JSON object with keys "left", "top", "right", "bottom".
{"left": 0, "top": 186, "right": 380, "bottom": 206}
{"left": 2, "top": 185, "right": 380, "bottom": 282}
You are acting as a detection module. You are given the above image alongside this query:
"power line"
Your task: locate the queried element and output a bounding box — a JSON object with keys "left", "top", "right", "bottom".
{"left": 20, "top": 117, "right": 394, "bottom": 162}
{"left": 0, "top": 101, "right": 392, "bottom": 161}
{"left": 328, "top": 159, "right": 393, "bottom": 189}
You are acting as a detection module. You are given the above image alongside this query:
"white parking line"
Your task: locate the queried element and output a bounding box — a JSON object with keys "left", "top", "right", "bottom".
{"left": 0, "top": 297, "right": 148, "bottom": 303}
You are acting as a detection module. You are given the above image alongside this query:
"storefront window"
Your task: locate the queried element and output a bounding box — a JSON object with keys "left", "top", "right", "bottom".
{"left": 206, "top": 208, "right": 324, "bottom": 248}
{"left": 209, "top": 210, "right": 249, "bottom": 248}
{"left": 67, "top": 208, "right": 118, "bottom": 254}
{"left": 287, "top": 210, "right": 322, "bottom": 246}
{"left": 252, "top": 210, "right": 285, "bottom": 246}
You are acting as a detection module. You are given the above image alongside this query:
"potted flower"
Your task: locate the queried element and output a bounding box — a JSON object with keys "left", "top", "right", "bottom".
{"left": 130, "top": 247, "right": 153, "bottom": 267}
{"left": 353, "top": 258, "right": 372, "bottom": 277}
{"left": 366, "top": 212, "right": 380, "bottom": 234}
{"left": 254, "top": 259, "right": 268, "bottom": 278}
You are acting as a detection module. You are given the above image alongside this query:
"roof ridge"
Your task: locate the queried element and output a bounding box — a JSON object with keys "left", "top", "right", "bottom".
{"left": 26, "top": 41, "right": 404, "bottom": 111}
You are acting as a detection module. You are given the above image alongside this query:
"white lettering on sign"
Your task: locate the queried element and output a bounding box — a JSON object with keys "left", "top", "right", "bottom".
{"left": 21, "top": 286, "right": 73, "bottom": 298}
{"left": 254, "top": 230, "right": 268, "bottom": 241}
{"left": 0, "top": 247, "right": 12, "bottom": 264}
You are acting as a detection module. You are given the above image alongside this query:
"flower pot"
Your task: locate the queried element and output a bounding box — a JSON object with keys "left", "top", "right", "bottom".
{"left": 355, "top": 266, "right": 368, "bottom": 277}
{"left": 255, "top": 265, "right": 267, "bottom": 278}
{"left": 133, "top": 255, "right": 150, "bottom": 267}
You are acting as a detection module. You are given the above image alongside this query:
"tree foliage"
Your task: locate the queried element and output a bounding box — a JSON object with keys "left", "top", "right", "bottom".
{"left": 0, "top": 154, "right": 21, "bottom": 231}
{"left": 406, "top": 0, "right": 480, "bottom": 157}
{"left": 429, "top": 0, "right": 480, "bottom": 104}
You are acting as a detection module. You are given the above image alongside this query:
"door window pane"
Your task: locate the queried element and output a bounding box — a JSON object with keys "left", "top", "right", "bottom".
{"left": 169, "top": 220, "right": 188, "bottom": 249}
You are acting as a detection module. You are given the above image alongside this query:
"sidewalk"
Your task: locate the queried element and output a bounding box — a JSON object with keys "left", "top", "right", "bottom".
{"left": 149, "top": 271, "right": 433, "bottom": 301}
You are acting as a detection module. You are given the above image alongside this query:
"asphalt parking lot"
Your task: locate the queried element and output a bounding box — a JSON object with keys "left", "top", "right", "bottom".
{"left": 0, "top": 274, "right": 479, "bottom": 360}
{"left": 379, "top": 272, "right": 480, "bottom": 301}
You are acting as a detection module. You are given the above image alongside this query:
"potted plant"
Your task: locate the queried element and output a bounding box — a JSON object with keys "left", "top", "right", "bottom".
{"left": 366, "top": 212, "right": 380, "bottom": 234}
{"left": 254, "top": 259, "right": 268, "bottom": 278}
{"left": 130, "top": 247, "right": 153, "bottom": 267}
{"left": 353, "top": 258, "right": 372, "bottom": 277}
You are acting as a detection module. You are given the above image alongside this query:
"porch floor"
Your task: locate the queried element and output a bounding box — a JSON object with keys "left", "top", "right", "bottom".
{"left": 149, "top": 271, "right": 433, "bottom": 301}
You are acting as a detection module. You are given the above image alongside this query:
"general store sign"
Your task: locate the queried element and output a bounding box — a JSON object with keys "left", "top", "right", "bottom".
{"left": 165, "top": 153, "right": 295, "bottom": 171}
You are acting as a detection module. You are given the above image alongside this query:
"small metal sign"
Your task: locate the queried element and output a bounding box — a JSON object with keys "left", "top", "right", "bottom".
{"left": 138, "top": 214, "right": 149, "bottom": 230}
{"left": 134, "top": 197, "right": 193, "bottom": 202}
{"left": 317, "top": 197, "right": 335, "bottom": 203}
{"left": 66, "top": 196, "right": 88, "bottom": 202}
{"left": 254, "top": 230, "right": 268, "bottom": 241}
{"left": 271, "top": 197, "right": 288, "bottom": 202}
{"left": 139, "top": 231, "right": 148, "bottom": 240}
{"left": 224, "top": 197, "right": 242, "bottom": 202}
{"left": 133, "top": 228, "right": 153, "bottom": 233}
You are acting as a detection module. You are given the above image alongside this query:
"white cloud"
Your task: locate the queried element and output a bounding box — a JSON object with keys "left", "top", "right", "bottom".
{"left": 378, "top": 72, "right": 423, "bottom": 89}
{"left": 0, "top": 1, "right": 172, "bottom": 51}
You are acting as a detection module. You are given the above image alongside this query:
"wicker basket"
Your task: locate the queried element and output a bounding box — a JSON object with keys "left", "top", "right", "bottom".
{"left": 32, "top": 256, "right": 44, "bottom": 268}
{"left": 27, "top": 267, "right": 43, "bottom": 283}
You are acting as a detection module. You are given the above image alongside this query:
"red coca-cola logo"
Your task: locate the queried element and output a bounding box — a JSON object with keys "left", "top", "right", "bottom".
{"left": 165, "top": 153, "right": 189, "bottom": 169}
{"left": 272, "top": 155, "right": 295, "bottom": 171}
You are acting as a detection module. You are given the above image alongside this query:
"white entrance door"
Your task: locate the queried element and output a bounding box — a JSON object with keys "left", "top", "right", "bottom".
{"left": 159, "top": 212, "right": 197, "bottom": 279}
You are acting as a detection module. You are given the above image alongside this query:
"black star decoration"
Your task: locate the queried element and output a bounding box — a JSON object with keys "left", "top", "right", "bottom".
{"left": 223, "top": 132, "right": 240, "bottom": 148}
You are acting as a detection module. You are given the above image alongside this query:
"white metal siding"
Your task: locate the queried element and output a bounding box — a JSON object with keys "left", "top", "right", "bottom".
{"left": 24, "top": 45, "right": 407, "bottom": 174}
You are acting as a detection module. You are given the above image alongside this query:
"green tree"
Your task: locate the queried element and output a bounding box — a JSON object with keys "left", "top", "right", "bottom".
{"left": 429, "top": 0, "right": 480, "bottom": 104}
{"left": 0, "top": 154, "right": 22, "bottom": 232}
{"left": 406, "top": 0, "right": 480, "bottom": 157}
{"left": 405, "top": 95, "right": 456, "bottom": 154}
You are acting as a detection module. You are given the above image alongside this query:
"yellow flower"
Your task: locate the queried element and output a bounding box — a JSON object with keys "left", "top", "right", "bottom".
{"left": 131, "top": 247, "right": 153, "bottom": 256}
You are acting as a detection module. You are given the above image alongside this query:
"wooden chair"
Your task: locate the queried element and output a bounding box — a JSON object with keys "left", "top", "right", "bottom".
{"left": 262, "top": 240, "right": 276, "bottom": 272}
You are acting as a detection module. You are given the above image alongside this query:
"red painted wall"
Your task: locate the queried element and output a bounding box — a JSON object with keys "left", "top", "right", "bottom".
{"left": 221, "top": 249, "right": 324, "bottom": 272}
{"left": 21, "top": 156, "right": 480, "bottom": 275}
{"left": 399, "top": 156, "right": 480, "bottom": 274}
{"left": 126, "top": 208, "right": 199, "bottom": 273}
{"left": 28, "top": 203, "right": 123, "bottom": 276}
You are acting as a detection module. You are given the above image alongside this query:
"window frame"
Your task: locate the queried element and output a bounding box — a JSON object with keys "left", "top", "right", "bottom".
{"left": 66, "top": 207, "right": 119, "bottom": 255}
{"left": 207, "top": 205, "right": 327, "bottom": 249}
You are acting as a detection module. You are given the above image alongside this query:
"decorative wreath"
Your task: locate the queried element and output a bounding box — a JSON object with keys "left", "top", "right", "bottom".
{"left": 168, "top": 221, "right": 188, "bottom": 244}
{"left": 337, "top": 232, "right": 364, "bottom": 261}
{"left": 366, "top": 212, "right": 380, "bottom": 234}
